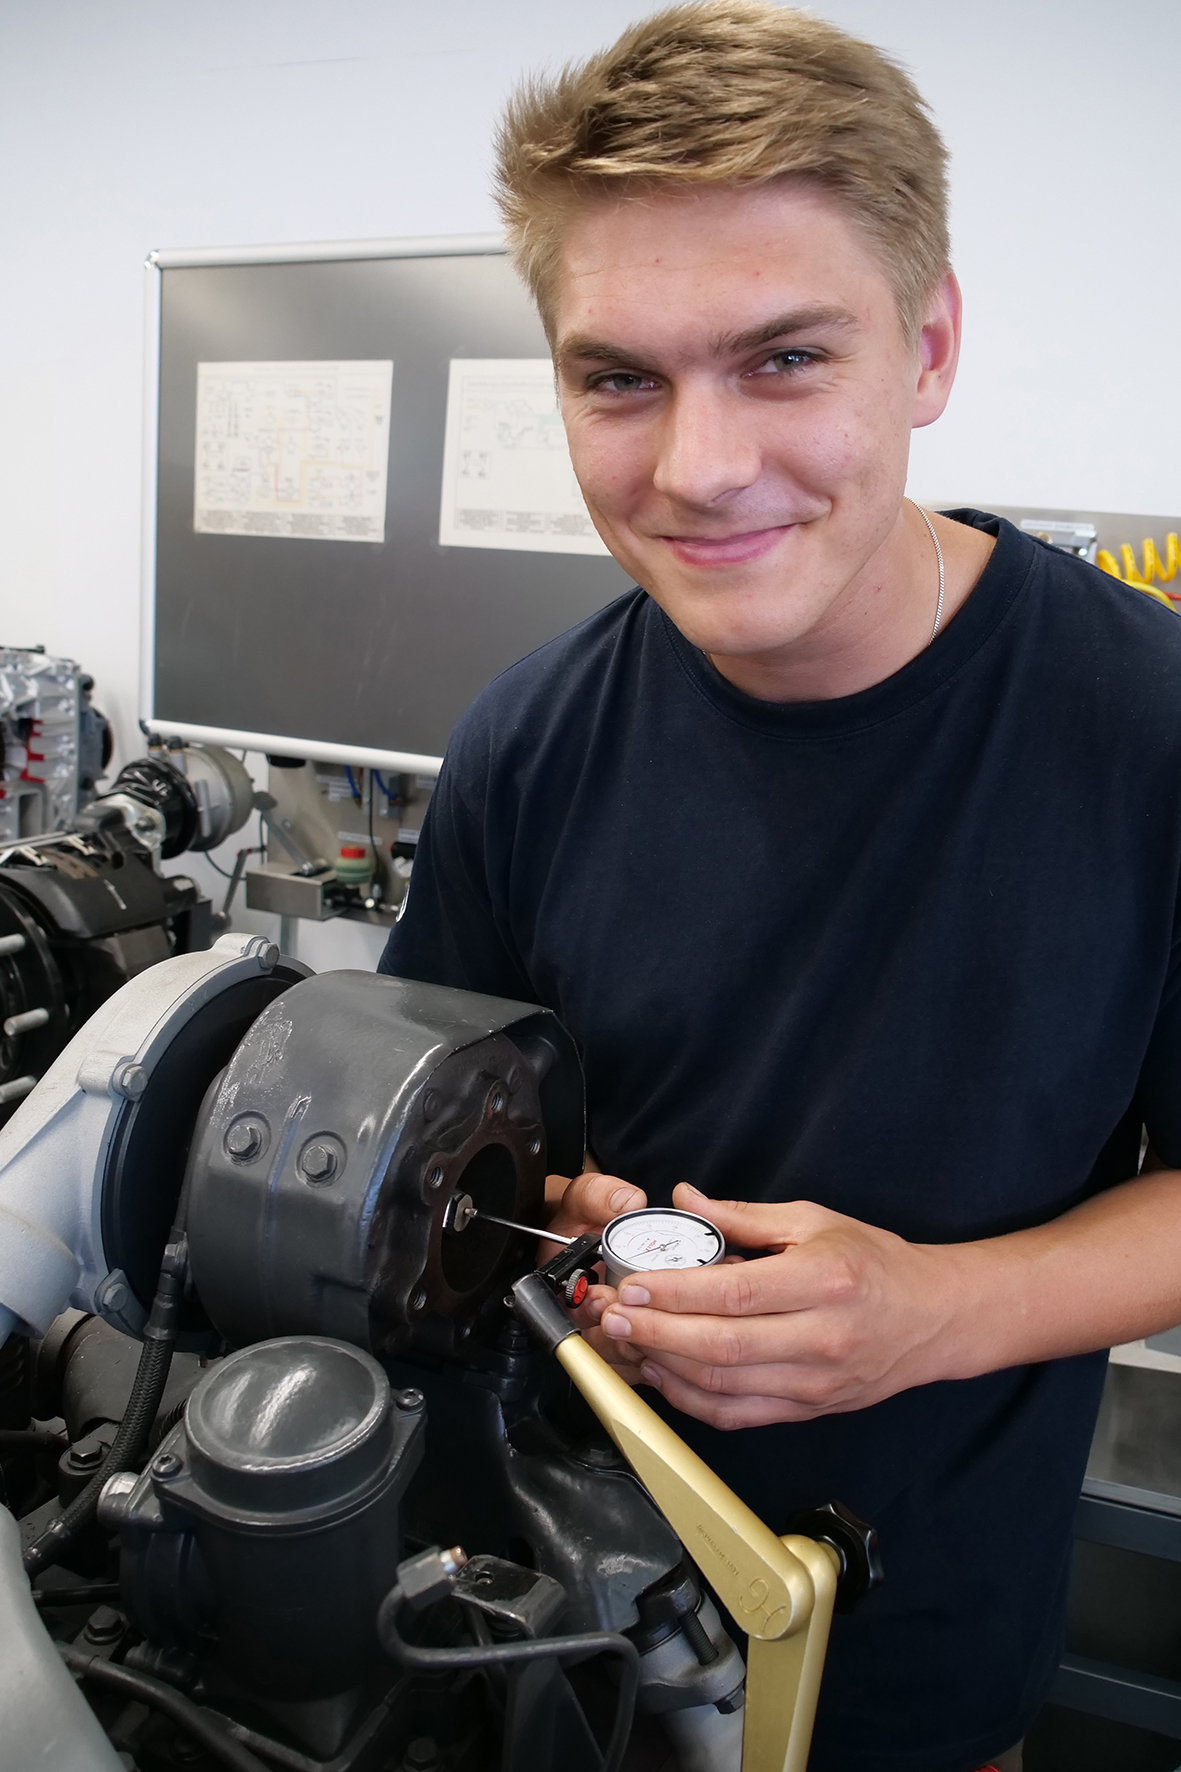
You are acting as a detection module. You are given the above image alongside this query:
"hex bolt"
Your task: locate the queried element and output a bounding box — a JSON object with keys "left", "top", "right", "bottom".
{"left": 152, "top": 1451, "right": 182, "bottom": 1480}
{"left": 97, "top": 1277, "right": 127, "bottom": 1314}
{"left": 69, "top": 1437, "right": 107, "bottom": 1472}
{"left": 225, "top": 1121, "right": 263, "bottom": 1161}
{"left": 301, "top": 1143, "right": 338, "bottom": 1183}
{"left": 83, "top": 1606, "right": 124, "bottom": 1646}
{"left": 113, "top": 1062, "right": 149, "bottom": 1100}
{"left": 403, "top": 1740, "right": 440, "bottom": 1772}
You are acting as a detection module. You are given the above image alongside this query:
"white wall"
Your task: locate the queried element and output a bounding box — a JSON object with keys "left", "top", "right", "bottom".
{"left": 1, "top": 0, "right": 1178, "bottom": 964}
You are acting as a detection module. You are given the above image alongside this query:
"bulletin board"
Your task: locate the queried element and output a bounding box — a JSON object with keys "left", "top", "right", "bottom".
{"left": 142, "top": 237, "right": 633, "bottom": 771}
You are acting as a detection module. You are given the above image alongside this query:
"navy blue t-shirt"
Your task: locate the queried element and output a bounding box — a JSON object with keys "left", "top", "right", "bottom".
{"left": 380, "top": 513, "right": 1181, "bottom": 1771}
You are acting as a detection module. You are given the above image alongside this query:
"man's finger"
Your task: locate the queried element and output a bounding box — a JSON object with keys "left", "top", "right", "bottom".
{"left": 610, "top": 1239, "right": 850, "bottom": 1319}
{"left": 569, "top": 1282, "right": 614, "bottom": 1331}
{"left": 633, "top": 1345, "right": 843, "bottom": 1401}
{"left": 672, "top": 1182, "right": 836, "bottom": 1251}
{"left": 599, "top": 1296, "right": 824, "bottom": 1365}
{"left": 549, "top": 1171, "right": 647, "bottom": 1236}
{"left": 582, "top": 1322, "right": 647, "bottom": 1383}
{"left": 639, "top": 1361, "right": 818, "bottom": 1428}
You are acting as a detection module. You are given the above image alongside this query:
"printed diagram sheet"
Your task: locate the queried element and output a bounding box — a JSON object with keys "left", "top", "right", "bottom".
{"left": 438, "top": 360, "right": 608, "bottom": 556}
{"left": 194, "top": 361, "right": 393, "bottom": 542}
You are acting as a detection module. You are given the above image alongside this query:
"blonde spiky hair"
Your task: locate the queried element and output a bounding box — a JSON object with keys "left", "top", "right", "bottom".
{"left": 494, "top": 1, "right": 950, "bottom": 343}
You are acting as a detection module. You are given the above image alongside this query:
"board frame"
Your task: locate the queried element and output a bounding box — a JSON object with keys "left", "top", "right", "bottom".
{"left": 141, "top": 234, "right": 506, "bottom": 776}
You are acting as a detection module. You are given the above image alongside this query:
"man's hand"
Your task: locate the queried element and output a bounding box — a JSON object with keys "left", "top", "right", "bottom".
{"left": 599, "top": 1183, "right": 967, "bottom": 1428}
{"left": 554, "top": 1166, "right": 1181, "bottom": 1431}
{"left": 544, "top": 1168, "right": 645, "bottom": 1244}
{"left": 544, "top": 1169, "right": 649, "bottom": 1382}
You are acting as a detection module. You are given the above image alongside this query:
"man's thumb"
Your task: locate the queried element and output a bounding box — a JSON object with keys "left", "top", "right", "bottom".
{"left": 672, "top": 1183, "right": 798, "bottom": 1249}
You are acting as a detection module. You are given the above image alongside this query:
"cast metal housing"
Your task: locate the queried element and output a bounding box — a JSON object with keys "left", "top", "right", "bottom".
{"left": 187, "top": 971, "right": 584, "bottom": 1359}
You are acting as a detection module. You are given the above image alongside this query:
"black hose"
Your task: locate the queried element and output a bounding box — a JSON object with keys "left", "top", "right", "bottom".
{"left": 59, "top": 1646, "right": 271, "bottom": 1772}
{"left": 0, "top": 1428, "right": 67, "bottom": 1455}
{"left": 377, "top": 1582, "right": 640, "bottom": 1772}
{"left": 23, "top": 1232, "right": 188, "bottom": 1577}
{"left": 33, "top": 1581, "right": 121, "bottom": 1608}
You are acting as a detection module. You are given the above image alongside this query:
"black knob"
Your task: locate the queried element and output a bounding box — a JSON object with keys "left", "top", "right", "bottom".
{"left": 785, "top": 1498, "right": 883, "bottom": 1613}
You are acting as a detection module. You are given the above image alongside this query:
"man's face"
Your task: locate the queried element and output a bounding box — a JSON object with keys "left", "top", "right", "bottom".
{"left": 552, "top": 181, "right": 956, "bottom": 666}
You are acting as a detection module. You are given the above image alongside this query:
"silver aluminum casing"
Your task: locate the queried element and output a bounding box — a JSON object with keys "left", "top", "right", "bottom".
{"left": 601, "top": 1207, "right": 725, "bottom": 1291}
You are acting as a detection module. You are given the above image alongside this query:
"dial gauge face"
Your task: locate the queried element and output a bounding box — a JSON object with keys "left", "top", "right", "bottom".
{"left": 602, "top": 1208, "right": 724, "bottom": 1278}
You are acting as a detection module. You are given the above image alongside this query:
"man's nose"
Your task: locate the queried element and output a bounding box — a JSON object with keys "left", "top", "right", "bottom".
{"left": 651, "top": 383, "right": 762, "bottom": 509}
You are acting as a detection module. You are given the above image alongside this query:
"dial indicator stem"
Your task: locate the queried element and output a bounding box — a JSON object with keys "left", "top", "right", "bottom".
{"left": 471, "top": 1208, "right": 577, "bottom": 1247}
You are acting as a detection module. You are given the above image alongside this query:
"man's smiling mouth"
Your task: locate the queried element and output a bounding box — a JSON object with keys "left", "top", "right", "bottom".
{"left": 658, "top": 524, "right": 798, "bottom": 566}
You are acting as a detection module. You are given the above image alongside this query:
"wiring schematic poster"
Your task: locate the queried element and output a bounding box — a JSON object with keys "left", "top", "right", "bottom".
{"left": 194, "top": 360, "right": 393, "bottom": 542}
{"left": 438, "top": 359, "right": 608, "bottom": 555}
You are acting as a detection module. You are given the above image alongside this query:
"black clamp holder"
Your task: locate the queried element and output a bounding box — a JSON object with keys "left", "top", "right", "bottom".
{"left": 532, "top": 1232, "right": 602, "bottom": 1310}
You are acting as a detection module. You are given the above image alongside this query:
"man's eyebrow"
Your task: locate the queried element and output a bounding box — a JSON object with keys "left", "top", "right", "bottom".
{"left": 719, "top": 306, "right": 858, "bottom": 355}
{"left": 556, "top": 305, "right": 858, "bottom": 367}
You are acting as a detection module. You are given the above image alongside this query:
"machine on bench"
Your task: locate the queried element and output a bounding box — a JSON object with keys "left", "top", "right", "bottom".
{"left": 0, "top": 940, "right": 879, "bottom": 1772}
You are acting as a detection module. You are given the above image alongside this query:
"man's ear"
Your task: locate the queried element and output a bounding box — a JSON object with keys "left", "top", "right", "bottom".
{"left": 912, "top": 271, "right": 962, "bottom": 430}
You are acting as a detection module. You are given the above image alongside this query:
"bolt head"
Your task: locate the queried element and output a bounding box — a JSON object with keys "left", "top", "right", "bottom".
{"left": 83, "top": 1606, "right": 124, "bottom": 1646}
{"left": 301, "top": 1143, "right": 338, "bottom": 1182}
{"left": 99, "top": 1278, "right": 127, "bottom": 1312}
{"left": 405, "top": 1739, "right": 439, "bottom": 1772}
{"left": 152, "top": 1451, "right": 182, "bottom": 1480}
{"left": 225, "top": 1120, "right": 263, "bottom": 1161}
{"left": 115, "top": 1062, "right": 148, "bottom": 1100}
{"left": 396, "top": 1387, "right": 425, "bottom": 1412}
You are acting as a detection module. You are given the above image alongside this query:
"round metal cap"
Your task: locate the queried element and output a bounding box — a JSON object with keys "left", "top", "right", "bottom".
{"left": 184, "top": 1336, "right": 394, "bottom": 1514}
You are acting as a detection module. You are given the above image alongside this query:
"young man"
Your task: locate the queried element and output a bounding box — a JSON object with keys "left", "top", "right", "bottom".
{"left": 380, "top": 6, "right": 1181, "bottom": 1767}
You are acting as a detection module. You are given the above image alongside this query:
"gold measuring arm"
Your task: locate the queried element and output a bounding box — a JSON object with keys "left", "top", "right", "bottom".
{"left": 511, "top": 1271, "right": 852, "bottom": 1772}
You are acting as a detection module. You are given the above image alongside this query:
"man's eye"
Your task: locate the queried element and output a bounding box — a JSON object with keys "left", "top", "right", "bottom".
{"left": 588, "top": 371, "right": 658, "bottom": 395}
{"left": 751, "top": 350, "right": 820, "bottom": 377}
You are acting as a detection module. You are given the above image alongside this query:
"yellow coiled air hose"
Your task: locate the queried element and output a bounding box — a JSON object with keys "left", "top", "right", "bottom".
{"left": 1097, "top": 532, "right": 1181, "bottom": 610}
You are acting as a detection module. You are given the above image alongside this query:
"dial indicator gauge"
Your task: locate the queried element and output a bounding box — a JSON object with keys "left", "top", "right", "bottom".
{"left": 601, "top": 1207, "right": 724, "bottom": 1289}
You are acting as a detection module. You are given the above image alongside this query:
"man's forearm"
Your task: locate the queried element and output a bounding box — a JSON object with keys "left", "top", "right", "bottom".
{"left": 939, "top": 1169, "right": 1181, "bottom": 1379}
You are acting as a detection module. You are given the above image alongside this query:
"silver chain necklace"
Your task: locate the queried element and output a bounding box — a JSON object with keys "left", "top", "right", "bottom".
{"left": 911, "top": 501, "right": 945, "bottom": 644}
